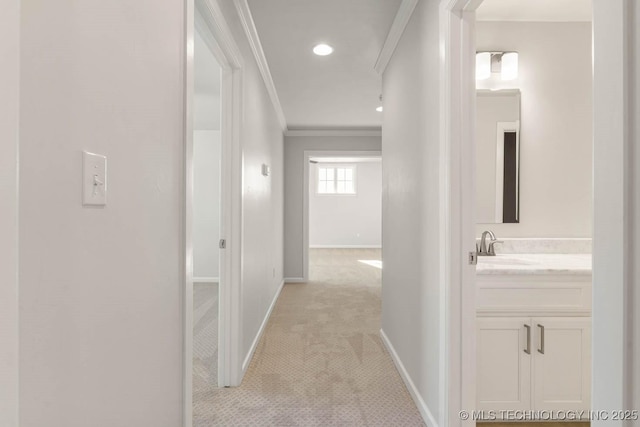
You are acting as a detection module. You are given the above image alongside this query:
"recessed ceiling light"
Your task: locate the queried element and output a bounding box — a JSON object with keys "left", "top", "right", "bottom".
{"left": 376, "top": 106, "right": 383, "bottom": 112}
{"left": 313, "top": 44, "right": 334, "bottom": 56}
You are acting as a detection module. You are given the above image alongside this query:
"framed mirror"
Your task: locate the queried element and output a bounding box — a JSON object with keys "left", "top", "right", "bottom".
{"left": 476, "top": 89, "right": 520, "bottom": 224}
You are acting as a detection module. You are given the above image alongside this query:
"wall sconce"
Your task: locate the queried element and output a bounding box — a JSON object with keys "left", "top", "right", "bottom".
{"left": 476, "top": 52, "right": 518, "bottom": 81}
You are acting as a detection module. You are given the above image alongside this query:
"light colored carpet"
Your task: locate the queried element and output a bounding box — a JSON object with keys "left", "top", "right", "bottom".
{"left": 479, "top": 424, "right": 589, "bottom": 427}
{"left": 193, "top": 248, "right": 425, "bottom": 426}
{"left": 193, "top": 282, "right": 219, "bottom": 417}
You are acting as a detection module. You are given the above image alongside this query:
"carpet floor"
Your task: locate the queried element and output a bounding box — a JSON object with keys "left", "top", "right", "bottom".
{"left": 193, "top": 282, "right": 220, "bottom": 416}
{"left": 193, "top": 248, "right": 425, "bottom": 426}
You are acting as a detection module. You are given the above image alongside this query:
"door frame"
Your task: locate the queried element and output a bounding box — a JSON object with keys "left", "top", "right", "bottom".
{"left": 441, "top": 0, "right": 633, "bottom": 426}
{"left": 183, "top": 0, "right": 244, "bottom": 425}
{"left": 302, "top": 150, "right": 382, "bottom": 282}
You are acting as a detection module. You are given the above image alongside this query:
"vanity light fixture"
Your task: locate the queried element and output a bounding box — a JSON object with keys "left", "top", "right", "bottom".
{"left": 313, "top": 43, "right": 334, "bottom": 56}
{"left": 376, "top": 106, "right": 383, "bottom": 112}
{"left": 476, "top": 51, "right": 519, "bottom": 81}
{"left": 476, "top": 52, "right": 491, "bottom": 80}
{"left": 501, "top": 52, "right": 519, "bottom": 81}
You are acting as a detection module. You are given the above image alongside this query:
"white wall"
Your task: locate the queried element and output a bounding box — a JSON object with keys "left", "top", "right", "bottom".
{"left": 19, "top": 0, "right": 185, "bottom": 425}
{"left": 192, "top": 29, "right": 221, "bottom": 281}
{"left": 380, "top": 0, "right": 442, "bottom": 423}
{"left": 17, "top": 0, "right": 284, "bottom": 425}
{"left": 283, "top": 135, "right": 381, "bottom": 279}
{"left": 0, "top": 0, "right": 19, "bottom": 425}
{"left": 193, "top": 131, "right": 221, "bottom": 279}
{"left": 475, "top": 22, "right": 592, "bottom": 237}
{"left": 309, "top": 161, "right": 382, "bottom": 248}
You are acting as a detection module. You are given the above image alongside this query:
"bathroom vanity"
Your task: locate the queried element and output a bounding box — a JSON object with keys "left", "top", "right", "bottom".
{"left": 476, "top": 253, "right": 592, "bottom": 417}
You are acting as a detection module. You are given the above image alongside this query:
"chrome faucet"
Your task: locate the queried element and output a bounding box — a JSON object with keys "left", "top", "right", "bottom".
{"left": 477, "top": 230, "right": 503, "bottom": 256}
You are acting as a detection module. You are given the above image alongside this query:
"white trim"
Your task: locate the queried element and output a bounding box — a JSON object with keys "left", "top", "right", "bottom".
{"left": 193, "top": 277, "right": 220, "bottom": 284}
{"left": 241, "top": 279, "right": 285, "bottom": 373}
{"left": 374, "top": 0, "right": 419, "bottom": 75}
{"left": 380, "top": 329, "right": 439, "bottom": 427}
{"left": 439, "top": 1, "right": 478, "bottom": 426}
{"left": 285, "top": 129, "right": 382, "bottom": 137}
{"left": 234, "top": 0, "right": 288, "bottom": 131}
{"left": 309, "top": 245, "right": 382, "bottom": 249}
{"left": 302, "top": 150, "right": 382, "bottom": 282}
{"left": 592, "top": 0, "right": 632, "bottom": 417}
{"left": 183, "top": 1, "right": 195, "bottom": 424}
{"left": 284, "top": 277, "right": 307, "bottom": 283}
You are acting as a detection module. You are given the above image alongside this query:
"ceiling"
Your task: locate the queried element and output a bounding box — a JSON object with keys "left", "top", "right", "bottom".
{"left": 476, "top": 0, "right": 592, "bottom": 22}
{"left": 247, "top": 0, "right": 402, "bottom": 130}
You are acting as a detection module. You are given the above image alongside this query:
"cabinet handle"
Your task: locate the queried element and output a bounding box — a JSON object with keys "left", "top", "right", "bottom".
{"left": 538, "top": 324, "right": 545, "bottom": 354}
{"left": 524, "top": 324, "right": 531, "bottom": 354}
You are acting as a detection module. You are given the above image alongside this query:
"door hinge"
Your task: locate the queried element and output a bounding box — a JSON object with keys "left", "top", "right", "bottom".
{"left": 468, "top": 251, "right": 478, "bottom": 265}
{"left": 219, "top": 239, "right": 226, "bottom": 249}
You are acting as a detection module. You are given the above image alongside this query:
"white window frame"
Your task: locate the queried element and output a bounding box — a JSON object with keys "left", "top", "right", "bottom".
{"left": 316, "top": 164, "right": 357, "bottom": 195}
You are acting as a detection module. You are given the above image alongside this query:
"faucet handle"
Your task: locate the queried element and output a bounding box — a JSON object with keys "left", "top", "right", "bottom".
{"left": 488, "top": 240, "right": 503, "bottom": 256}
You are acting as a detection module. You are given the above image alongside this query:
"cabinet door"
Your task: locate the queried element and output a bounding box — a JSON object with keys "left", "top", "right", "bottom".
{"left": 477, "top": 317, "right": 532, "bottom": 413}
{"left": 532, "top": 317, "right": 591, "bottom": 412}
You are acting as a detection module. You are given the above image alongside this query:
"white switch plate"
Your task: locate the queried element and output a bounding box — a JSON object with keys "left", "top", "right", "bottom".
{"left": 83, "top": 151, "right": 107, "bottom": 206}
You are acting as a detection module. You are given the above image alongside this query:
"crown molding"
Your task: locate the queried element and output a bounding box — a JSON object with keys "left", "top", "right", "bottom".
{"left": 284, "top": 129, "right": 382, "bottom": 138}
{"left": 234, "top": 0, "right": 288, "bottom": 131}
{"left": 197, "top": 0, "right": 244, "bottom": 69}
{"left": 374, "top": 0, "right": 419, "bottom": 75}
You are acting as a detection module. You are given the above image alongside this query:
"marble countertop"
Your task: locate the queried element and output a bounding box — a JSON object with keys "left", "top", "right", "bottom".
{"left": 476, "top": 253, "right": 592, "bottom": 275}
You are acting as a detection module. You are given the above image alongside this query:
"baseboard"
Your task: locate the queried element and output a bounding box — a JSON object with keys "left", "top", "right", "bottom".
{"left": 241, "top": 279, "right": 285, "bottom": 374}
{"left": 284, "top": 277, "right": 307, "bottom": 283}
{"left": 309, "top": 245, "right": 382, "bottom": 249}
{"left": 193, "top": 277, "right": 219, "bottom": 284}
{"left": 380, "top": 329, "right": 439, "bottom": 427}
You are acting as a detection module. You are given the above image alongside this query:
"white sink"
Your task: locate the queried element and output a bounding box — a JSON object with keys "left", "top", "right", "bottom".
{"left": 478, "top": 256, "right": 536, "bottom": 266}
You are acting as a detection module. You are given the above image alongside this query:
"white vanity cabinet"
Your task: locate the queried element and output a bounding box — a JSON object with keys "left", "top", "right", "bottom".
{"left": 532, "top": 317, "right": 591, "bottom": 412}
{"left": 477, "top": 317, "right": 531, "bottom": 411}
{"left": 476, "top": 273, "right": 592, "bottom": 418}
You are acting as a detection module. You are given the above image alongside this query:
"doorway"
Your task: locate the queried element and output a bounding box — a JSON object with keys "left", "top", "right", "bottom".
{"left": 184, "top": 0, "right": 244, "bottom": 425}
{"left": 192, "top": 15, "right": 223, "bottom": 413}
{"left": 302, "top": 151, "right": 383, "bottom": 283}
{"left": 440, "top": 0, "right": 628, "bottom": 425}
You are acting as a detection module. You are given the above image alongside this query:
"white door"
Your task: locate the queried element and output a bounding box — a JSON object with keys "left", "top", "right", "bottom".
{"left": 477, "top": 317, "right": 532, "bottom": 414}
{"left": 532, "top": 317, "right": 591, "bottom": 413}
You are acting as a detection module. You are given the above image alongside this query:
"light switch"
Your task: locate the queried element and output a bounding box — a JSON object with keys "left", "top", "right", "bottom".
{"left": 261, "top": 164, "right": 270, "bottom": 177}
{"left": 83, "top": 151, "right": 107, "bottom": 206}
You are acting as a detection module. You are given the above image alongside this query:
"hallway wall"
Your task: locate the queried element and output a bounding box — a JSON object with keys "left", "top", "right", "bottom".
{"left": 0, "top": 0, "right": 19, "bottom": 425}
{"left": 17, "top": 0, "right": 284, "bottom": 426}
{"left": 18, "top": 1, "right": 185, "bottom": 425}
{"left": 380, "top": 0, "right": 442, "bottom": 424}
{"left": 283, "top": 135, "right": 381, "bottom": 279}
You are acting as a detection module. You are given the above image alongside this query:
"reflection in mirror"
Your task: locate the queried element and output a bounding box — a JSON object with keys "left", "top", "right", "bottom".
{"left": 476, "top": 89, "right": 520, "bottom": 224}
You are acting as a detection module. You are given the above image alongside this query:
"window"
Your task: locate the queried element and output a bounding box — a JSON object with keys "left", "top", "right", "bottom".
{"left": 317, "top": 165, "right": 356, "bottom": 194}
